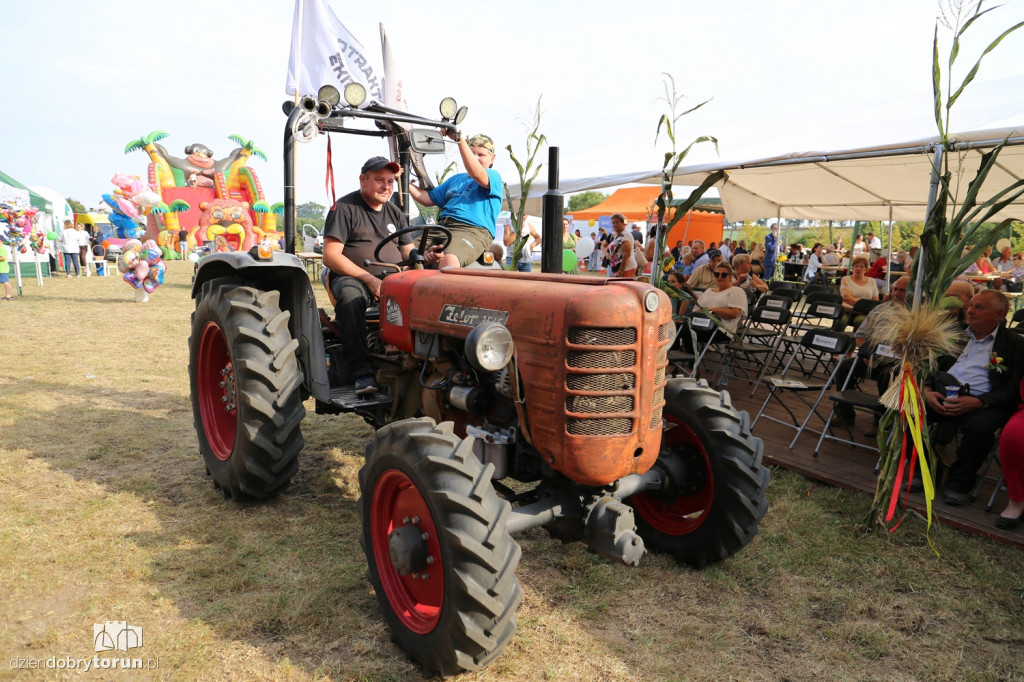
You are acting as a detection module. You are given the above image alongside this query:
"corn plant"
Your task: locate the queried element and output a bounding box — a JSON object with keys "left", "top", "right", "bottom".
{"left": 650, "top": 73, "right": 723, "bottom": 329}
{"left": 652, "top": 73, "right": 721, "bottom": 293}
{"left": 865, "top": 0, "right": 1024, "bottom": 537}
{"left": 502, "top": 97, "right": 546, "bottom": 270}
{"left": 912, "top": 1, "right": 1024, "bottom": 304}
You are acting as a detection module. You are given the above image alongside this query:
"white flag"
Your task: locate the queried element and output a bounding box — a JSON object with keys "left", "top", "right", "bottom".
{"left": 284, "top": 0, "right": 384, "bottom": 102}
{"left": 380, "top": 23, "right": 408, "bottom": 111}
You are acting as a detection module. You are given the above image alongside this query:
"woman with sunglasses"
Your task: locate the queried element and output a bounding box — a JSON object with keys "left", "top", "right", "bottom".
{"left": 695, "top": 262, "right": 748, "bottom": 335}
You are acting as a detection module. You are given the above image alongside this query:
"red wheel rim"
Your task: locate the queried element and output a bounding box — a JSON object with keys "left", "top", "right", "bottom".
{"left": 632, "top": 416, "right": 713, "bottom": 534}
{"left": 371, "top": 469, "right": 444, "bottom": 634}
{"left": 196, "top": 321, "right": 236, "bottom": 461}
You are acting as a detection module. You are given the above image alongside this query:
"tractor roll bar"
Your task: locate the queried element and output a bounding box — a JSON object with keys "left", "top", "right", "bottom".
{"left": 282, "top": 102, "right": 457, "bottom": 255}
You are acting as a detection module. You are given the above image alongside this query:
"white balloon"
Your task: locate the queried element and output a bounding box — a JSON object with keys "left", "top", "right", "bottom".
{"left": 188, "top": 252, "right": 200, "bottom": 263}
{"left": 575, "top": 237, "right": 595, "bottom": 260}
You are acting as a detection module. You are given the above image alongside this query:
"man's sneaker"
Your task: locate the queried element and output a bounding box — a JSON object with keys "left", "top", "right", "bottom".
{"left": 354, "top": 375, "right": 378, "bottom": 396}
{"left": 943, "top": 489, "right": 968, "bottom": 506}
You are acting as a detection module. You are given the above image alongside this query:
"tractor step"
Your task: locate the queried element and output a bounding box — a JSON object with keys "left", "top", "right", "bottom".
{"left": 329, "top": 386, "right": 394, "bottom": 410}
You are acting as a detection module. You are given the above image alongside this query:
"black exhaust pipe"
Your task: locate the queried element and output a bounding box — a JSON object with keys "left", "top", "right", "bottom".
{"left": 540, "top": 147, "right": 564, "bottom": 274}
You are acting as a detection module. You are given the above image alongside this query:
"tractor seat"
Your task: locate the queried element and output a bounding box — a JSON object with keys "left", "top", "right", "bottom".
{"left": 321, "top": 267, "right": 379, "bottom": 320}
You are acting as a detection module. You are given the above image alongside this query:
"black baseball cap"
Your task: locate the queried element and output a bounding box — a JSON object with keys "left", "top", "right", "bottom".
{"left": 361, "top": 156, "right": 400, "bottom": 174}
{"left": 707, "top": 248, "right": 722, "bottom": 259}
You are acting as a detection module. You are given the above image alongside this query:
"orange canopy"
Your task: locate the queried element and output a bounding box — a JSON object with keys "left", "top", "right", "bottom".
{"left": 568, "top": 186, "right": 724, "bottom": 247}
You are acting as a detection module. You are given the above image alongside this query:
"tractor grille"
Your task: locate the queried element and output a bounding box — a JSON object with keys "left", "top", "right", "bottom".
{"left": 567, "top": 418, "right": 633, "bottom": 436}
{"left": 567, "top": 350, "right": 636, "bottom": 368}
{"left": 566, "top": 373, "right": 635, "bottom": 392}
{"left": 566, "top": 326, "right": 638, "bottom": 436}
{"left": 650, "top": 322, "right": 674, "bottom": 429}
{"left": 566, "top": 394, "right": 634, "bottom": 414}
{"left": 565, "top": 322, "right": 672, "bottom": 436}
{"left": 569, "top": 328, "right": 637, "bottom": 345}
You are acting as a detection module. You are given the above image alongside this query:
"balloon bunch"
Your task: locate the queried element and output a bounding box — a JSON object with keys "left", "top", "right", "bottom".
{"left": 118, "top": 239, "right": 165, "bottom": 293}
{"left": 0, "top": 203, "right": 47, "bottom": 256}
{"left": 0, "top": 202, "right": 40, "bottom": 246}
{"left": 109, "top": 173, "right": 162, "bottom": 219}
{"left": 101, "top": 173, "right": 160, "bottom": 240}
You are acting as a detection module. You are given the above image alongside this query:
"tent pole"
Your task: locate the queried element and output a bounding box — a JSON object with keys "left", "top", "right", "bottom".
{"left": 680, "top": 211, "right": 694, "bottom": 248}
{"left": 913, "top": 147, "right": 944, "bottom": 311}
{"left": 884, "top": 206, "right": 893, "bottom": 296}
{"left": 780, "top": 211, "right": 788, "bottom": 277}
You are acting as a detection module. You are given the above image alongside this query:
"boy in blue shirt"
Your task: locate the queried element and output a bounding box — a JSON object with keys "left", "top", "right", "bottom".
{"left": 408, "top": 133, "right": 501, "bottom": 268}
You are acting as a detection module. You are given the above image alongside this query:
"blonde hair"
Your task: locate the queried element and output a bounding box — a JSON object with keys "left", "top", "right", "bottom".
{"left": 731, "top": 253, "right": 751, "bottom": 269}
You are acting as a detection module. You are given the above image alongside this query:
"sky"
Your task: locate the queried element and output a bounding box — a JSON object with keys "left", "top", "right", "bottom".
{"left": 2, "top": 0, "right": 1022, "bottom": 215}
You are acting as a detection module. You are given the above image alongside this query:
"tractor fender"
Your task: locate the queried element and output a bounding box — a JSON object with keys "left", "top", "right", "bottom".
{"left": 191, "top": 251, "right": 330, "bottom": 402}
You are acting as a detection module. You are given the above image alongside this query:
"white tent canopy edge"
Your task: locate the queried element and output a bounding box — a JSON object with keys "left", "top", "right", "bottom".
{"left": 507, "top": 126, "right": 1024, "bottom": 223}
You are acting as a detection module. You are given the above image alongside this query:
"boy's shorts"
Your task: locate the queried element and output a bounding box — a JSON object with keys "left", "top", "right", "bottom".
{"left": 438, "top": 219, "right": 493, "bottom": 266}
{"left": 0, "top": 273, "right": 9, "bottom": 284}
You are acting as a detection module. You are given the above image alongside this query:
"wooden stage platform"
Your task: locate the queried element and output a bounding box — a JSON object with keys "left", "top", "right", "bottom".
{"left": 702, "top": 357, "right": 1023, "bottom": 549}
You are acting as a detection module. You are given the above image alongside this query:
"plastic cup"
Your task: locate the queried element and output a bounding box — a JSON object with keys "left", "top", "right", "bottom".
{"left": 945, "top": 386, "right": 959, "bottom": 400}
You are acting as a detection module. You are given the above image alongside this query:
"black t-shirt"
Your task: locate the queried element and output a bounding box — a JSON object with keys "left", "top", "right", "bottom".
{"left": 324, "top": 191, "right": 411, "bottom": 278}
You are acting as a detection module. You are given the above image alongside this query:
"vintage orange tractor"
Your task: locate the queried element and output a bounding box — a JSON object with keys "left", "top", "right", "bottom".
{"left": 188, "top": 85, "right": 769, "bottom": 676}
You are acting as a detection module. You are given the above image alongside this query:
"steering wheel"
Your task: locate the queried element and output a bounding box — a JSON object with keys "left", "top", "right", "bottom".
{"left": 373, "top": 225, "right": 452, "bottom": 268}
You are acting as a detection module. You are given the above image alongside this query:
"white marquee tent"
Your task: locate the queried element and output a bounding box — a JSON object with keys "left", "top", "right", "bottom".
{"left": 507, "top": 76, "right": 1024, "bottom": 224}
{"left": 508, "top": 127, "right": 1024, "bottom": 224}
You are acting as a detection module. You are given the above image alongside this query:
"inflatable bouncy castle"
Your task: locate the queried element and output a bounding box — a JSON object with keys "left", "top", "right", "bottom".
{"left": 125, "top": 132, "right": 283, "bottom": 254}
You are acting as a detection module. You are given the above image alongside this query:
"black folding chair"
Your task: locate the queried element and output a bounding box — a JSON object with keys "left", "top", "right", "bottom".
{"left": 839, "top": 297, "right": 883, "bottom": 333}
{"left": 756, "top": 299, "right": 847, "bottom": 386}
{"left": 802, "top": 282, "right": 835, "bottom": 298}
{"left": 714, "top": 306, "right": 792, "bottom": 388}
{"left": 768, "top": 280, "right": 798, "bottom": 293}
{"left": 814, "top": 343, "right": 898, "bottom": 460}
{"left": 668, "top": 313, "right": 720, "bottom": 378}
{"left": 791, "top": 293, "right": 845, "bottom": 331}
{"left": 751, "top": 329, "right": 855, "bottom": 448}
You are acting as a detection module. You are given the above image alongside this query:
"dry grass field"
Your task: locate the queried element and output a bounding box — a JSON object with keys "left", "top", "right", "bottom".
{"left": 1, "top": 260, "right": 1023, "bottom": 681}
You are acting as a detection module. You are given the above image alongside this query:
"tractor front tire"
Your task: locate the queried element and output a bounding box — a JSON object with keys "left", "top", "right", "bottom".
{"left": 358, "top": 418, "right": 522, "bottom": 676}
{"left": 189, "top": 278, "right": 305, "bottom": 500}
{"left": 629, "top": 378, "right": 769, "bottom": 567}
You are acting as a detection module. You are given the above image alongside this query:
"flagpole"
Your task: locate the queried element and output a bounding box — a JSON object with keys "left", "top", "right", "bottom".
{"left": 291, "top": 0, "right": 302, "bottom": 240}
{"left": 381, "top": 22, "right": 407, "bottom": 212}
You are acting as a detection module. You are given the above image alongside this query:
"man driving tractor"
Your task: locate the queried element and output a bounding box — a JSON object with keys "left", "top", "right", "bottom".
{"left": 322, "top": 156, "right": 442, "bottom": 395}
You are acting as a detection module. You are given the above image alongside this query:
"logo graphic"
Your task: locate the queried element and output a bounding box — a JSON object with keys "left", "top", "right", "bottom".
{"left": 438, "top": 304, "right": 509, "bottom": 327}
{"left": 385, "top": 298, "right": 402, "bottom": 326}
{"left": 93, "top": 622, "right": 143, "bottom": 652}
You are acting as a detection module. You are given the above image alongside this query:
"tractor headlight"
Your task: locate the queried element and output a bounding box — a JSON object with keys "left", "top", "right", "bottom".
{"left": 317, "top": 85, "right": 341, "bottom": 108}
{"left": 439, "top": 97, "right": 457, "bottom": 120}
{"left": 343, "top": 82, "right": 367, "bottom": 108}
{"left": 466, "top": 322, "right": 514, "bottom": 372}
{"left": 644, "top": 290, "right": 660, "bottom": 312}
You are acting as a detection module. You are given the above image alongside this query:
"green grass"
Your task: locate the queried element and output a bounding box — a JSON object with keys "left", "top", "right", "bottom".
{"left": 0, "top": 263, "right": 1022, "bottom": 680}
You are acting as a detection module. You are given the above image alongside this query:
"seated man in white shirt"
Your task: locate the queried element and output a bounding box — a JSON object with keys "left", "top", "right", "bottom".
{"left": 922, "top": 289, "right": 1024, "bottom": 504}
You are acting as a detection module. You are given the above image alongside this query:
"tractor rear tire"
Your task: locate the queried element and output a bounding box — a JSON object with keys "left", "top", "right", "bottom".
{"left": 358, "top": 418, "right": 522, "bottom": 676}
{"left": 189, "top": 278, "right": 305, "bottom": 500}
{"left": 629, "top": 378, "right": 769, "bottom": 567}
